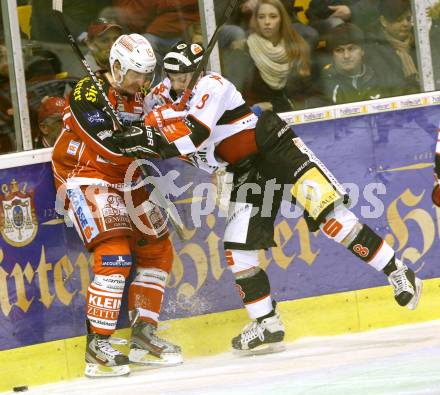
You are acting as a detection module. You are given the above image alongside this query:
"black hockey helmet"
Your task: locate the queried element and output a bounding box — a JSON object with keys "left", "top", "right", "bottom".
{"left": 163, "top": 41, "right": 204, "bottom": 74}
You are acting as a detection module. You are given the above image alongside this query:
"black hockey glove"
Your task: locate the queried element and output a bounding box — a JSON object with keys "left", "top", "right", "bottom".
{"left": 113, "top": 125, "right": 161, "bottom": 158}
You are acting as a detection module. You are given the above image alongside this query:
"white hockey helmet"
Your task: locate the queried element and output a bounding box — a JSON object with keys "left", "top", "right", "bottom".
{"left": 109, "top": 33, "right": 156, "bottom": 84}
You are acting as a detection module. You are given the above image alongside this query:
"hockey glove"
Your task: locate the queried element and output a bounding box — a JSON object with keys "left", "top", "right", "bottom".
{"left": 144, "top": 104, "right": 187, "bottom": 131}
{"left": 113, "top": 125, "right": 161, "bottom": 158}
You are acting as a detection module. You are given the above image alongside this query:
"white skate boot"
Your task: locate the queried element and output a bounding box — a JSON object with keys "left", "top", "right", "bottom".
{"left": 232, "top": 312, "right": 285, "bottom": 356}
{"left": 388, "top": 259, "right": 422, "bottom": 310}
{"left": 84, "top": 331, "right": 130, "bottom": 377}
{"left": 128, "top": 320, "right": 183, "bottom": 366}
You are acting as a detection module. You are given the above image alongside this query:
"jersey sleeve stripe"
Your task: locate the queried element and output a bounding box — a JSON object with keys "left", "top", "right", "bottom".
{"left": 174, "top": 135, "right": 198, "bottom": 155}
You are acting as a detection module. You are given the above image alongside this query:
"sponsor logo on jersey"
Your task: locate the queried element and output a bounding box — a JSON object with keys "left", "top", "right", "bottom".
{"left": 85, "top": 110, "right": 106, "bottom": 126}
{"left": 101, "top": 255, "right": 132, "bottom": 267}
{"left": 67, "top": 188, "right": 98, "bottom": 243}
{"left": 97, "top": 130, "right": 113, "bottom": 140}
{"left": 0, "top": 179, "right": 38, "bottom": 247}
{"left": 73, "top": 78, "right": 87, "bottom": 101}
{"left": 72, "top": 77, "right": 103, "bottom": 103}
{"left": 134, "top": 92, "right": 144, "bottom": 104}
{"left": 67, "top": 140, "right": 80, "bottom": 156}
{"left": 96, "top": 193, "right": 132, "bottom": 231}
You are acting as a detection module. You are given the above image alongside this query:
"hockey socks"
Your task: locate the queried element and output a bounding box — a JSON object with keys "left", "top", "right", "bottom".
{"left": 128, "top": 267, "right": 168, "bottom": 326}
{"left": 382, "top": 257, "right": 398, "bottom": 276}
{"left": 257, "top": 300, "right": 277, "bottom": 323}
{"left": 235, "top": 268, "right": 273, "bottom": 319}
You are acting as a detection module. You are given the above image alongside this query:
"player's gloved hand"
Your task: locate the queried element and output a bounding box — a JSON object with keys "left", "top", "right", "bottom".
{"left": 144, "top": 104, "right": 187, "bottom": 131}
{"left": 113, "top": 125, "right": 161, "bottom": 158}
{"left": 432, "top": 174, "right": 440, "bottom": 207}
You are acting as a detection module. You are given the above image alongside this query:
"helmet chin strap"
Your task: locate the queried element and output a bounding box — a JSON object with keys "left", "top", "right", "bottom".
{"left": 111, "top": 63, "right": 124, "bottom": 86}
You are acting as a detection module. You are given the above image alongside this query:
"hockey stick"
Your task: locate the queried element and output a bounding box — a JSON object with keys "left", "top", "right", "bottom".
{"left": 176, "top": 0, "right": 240, "bottom": 111}
{"left": 52, "top": 0, "right": 189, "bottom": 241}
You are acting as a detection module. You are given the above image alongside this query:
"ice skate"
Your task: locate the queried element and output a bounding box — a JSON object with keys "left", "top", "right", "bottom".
{"left": 84, "top": 331, "right": 130, "bottom": 377}
{"left": 232, "top": 313, "right": 285, "bottom": 356}
{"left": 129, "top": 320, "right": 183, "bottom": 366}
{"left": 388, "top": 259, "right": 423, "bottom": 310}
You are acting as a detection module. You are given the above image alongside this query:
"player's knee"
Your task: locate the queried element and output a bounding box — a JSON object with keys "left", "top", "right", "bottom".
{"left": 319, "top": 205, "right": 359, "bottom": 243}
{"left": 225, "top": 249, "right": 260, "bottom": 275}
{"left": 135, "top": 237, "right": 174, "bottom": 273}
{"left": 133, "top": 267, "right": 168, "bottom": 288}
{"left": 93, "top": 236, "right": 132, "bottom": 278}
{"left": 292, "top": 165, "right": 346, "bottom": 229}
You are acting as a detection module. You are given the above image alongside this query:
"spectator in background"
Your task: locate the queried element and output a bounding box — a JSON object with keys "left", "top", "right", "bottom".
{"left": 35, "top": 96, "right": 66, "bottom": 148}
{"left": 216, "top": 0, "right": 318, "bottom": 52}
{"left": 30, "top": 0, "right": 112, "bottom": 43}
{"left": 0, "top": 44, "right": 15, "bottom": 153}
{"left": 84, "top": 17, "right": 122, "bottom": 72}
{"left": 307, "top": 1, "right": 383, "bottom": 36}
{"left": 280, "top": 0, "right": 319, "bottom": 50}
{"left": 114, "top": 0, "right": 199, "bottom": 66}
{"left": 23, "top": 43, "right": 62, "bottom": 82}
{"left": 365, "top": 0, "right": 419, "bottom": 95}
{"left": 306, "top": 0, "right": 353, "bottom": 35}
{"left": 319, "top": 23, "right": 387, "bottom": 104}
{"left": 224, "top": 0, "right": 311, "bottom": 113}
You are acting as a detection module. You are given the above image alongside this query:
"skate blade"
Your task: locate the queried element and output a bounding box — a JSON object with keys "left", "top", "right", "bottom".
{"left": 128, "top": 348, "right": 183, "bottom": 366}
{"left": 109, "top": 337, "right": 128, "bottom": 345}
{"left": 407, "top": 278, "right": 423, "bottom": 310}
{"left": 233, "top": 342, "right": 286, "bottom": 357}
{"left": 84, "top": 362, "right": 130, "bottom": 378}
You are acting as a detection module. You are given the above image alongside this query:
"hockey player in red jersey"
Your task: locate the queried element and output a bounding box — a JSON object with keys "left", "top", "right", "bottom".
{"left": 115, "top": 41, "right": 423, "bottom": 355}
{"left": 52, "top": 34, "right": 181, "bottom": 377}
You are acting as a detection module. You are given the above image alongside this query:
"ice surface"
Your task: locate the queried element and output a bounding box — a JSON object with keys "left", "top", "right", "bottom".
{"left": 7, "top": 320, "right": 440, "bottom": 395}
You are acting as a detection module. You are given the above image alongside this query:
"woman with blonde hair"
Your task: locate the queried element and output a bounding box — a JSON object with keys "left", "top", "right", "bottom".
{"left": 225, "top": 0, "right": 312, "bottom": 113}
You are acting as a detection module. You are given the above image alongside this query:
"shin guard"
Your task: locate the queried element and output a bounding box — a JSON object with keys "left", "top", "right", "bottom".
{"left": 345, "top": 224, "right": 395, "bottom": 271}
{"left": 235, "top": 268, "right": 273, "bottom": 319}
{"left": 88, "top": 237, "right": 132, "bottom": 334}
{"left": 320, "top": 206, "right": 394, "bottom": 271}
{"left": 129, "top": 238, "right": 173, "bottom": 326}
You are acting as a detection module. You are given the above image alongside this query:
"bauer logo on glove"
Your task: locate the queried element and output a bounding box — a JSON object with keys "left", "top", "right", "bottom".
{"left": 114, "top": 125, "right": 161, "bottom": 158}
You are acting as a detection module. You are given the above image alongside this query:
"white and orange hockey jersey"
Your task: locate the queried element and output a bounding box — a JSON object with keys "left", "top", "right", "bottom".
{"left": 144, "top": 72, "right": 259, "bottom": 173}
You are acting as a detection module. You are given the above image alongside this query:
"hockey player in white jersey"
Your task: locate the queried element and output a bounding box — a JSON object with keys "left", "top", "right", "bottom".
{"left": 115, "top": 41, "right": 423, "bottom": 355}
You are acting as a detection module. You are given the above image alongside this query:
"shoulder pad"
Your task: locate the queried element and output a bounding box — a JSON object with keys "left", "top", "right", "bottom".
{"left": 198, "top": 73, "right": 228, "bottom": 91}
